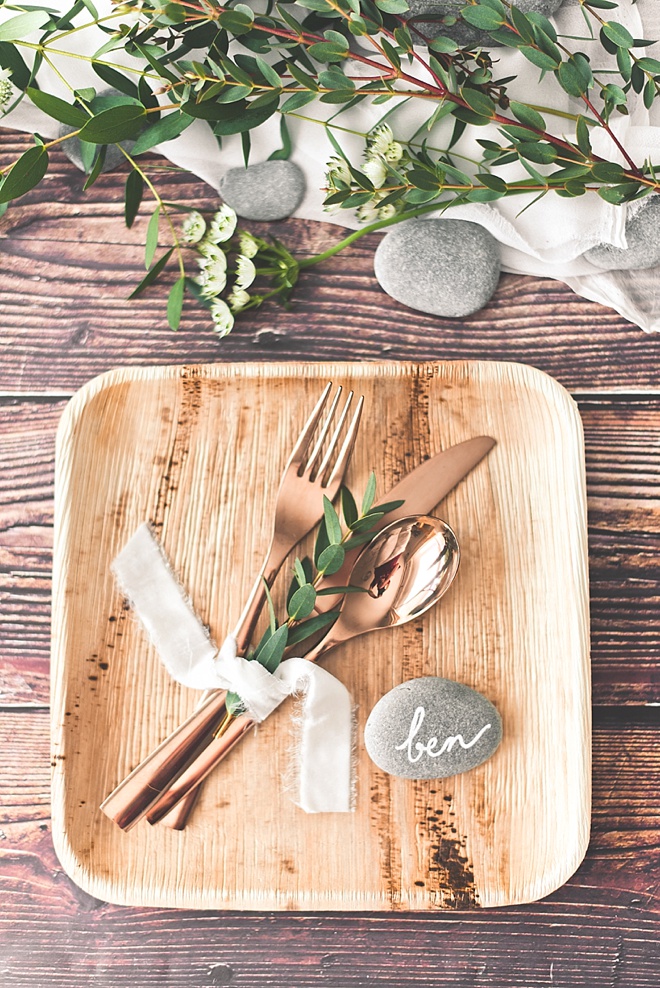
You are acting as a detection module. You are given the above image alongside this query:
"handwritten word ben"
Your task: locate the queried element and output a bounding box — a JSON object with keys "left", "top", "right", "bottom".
{"left": 395, "top": 706, "right": 492, "bottom": 764}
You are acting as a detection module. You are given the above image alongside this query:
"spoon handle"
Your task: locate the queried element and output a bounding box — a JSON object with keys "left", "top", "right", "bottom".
{"left": 145, "top": 632, "right": 347, "bottom": 824}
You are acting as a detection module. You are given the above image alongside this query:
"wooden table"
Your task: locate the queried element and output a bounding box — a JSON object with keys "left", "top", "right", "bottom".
{"left": 1, "top": 128, "right": 658, "bottom": 987}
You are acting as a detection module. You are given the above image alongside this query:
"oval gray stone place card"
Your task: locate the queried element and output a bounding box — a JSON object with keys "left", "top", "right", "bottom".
{"left": 364, "top": 677, "right": 502, "bottom": 780}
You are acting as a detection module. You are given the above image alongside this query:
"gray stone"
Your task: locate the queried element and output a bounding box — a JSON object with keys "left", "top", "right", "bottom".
{"left": 374, "top": 218, "right": 500, "bottom": 317}
{"left": 405, "top": 0, "right": 565, "bottom": 48}
{"left": 364, "top": 676, "right": 502, "bottom": 780}
{"left": 584, "top": 196, "right": 660, "bottom": 271}
{"left": 219, "top": 160, "right": 306, "bottom": 221}
{"left": 58, "top": 89, "right": 138, "bottom": 174}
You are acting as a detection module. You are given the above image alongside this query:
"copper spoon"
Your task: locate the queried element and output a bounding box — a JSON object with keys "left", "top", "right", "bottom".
{"left": 146, "top": 514, "right": 460, "bottom": 824}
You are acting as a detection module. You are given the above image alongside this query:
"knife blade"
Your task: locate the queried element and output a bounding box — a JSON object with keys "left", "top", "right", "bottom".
{"left": 314, "top": 435, "right": 496, "bottom": 612}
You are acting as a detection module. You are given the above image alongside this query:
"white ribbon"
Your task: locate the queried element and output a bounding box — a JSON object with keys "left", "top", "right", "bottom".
{"left": 111, "top": 523, "right": 353, "bottom": 813}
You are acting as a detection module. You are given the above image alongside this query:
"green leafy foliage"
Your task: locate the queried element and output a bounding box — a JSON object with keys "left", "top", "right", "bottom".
{"left": 2, "top": 0, "right": 659, "bottom": 334}
{"left": 167, "top": 276, "right": 186, "bottom": 330}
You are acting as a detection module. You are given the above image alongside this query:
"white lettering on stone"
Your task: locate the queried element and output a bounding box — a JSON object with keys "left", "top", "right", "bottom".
{"left": 394, "top": 706, "right": 492, "bottom": 764}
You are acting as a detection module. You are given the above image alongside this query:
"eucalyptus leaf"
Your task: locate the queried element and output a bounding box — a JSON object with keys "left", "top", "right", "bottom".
{"left": 314, "top": 514, "right": 331, "bottom": 566}
{"left": 287, "top": 611, "right": 339, "bottom": 646}
{"left": 349, "top": 511, "right": 386, "bottom": 533}
{"left": 128, "top": 248, "right": 174, "bottom": 299}
{"left": 124, "top": 169, "right": 143, "bottom": 228}
{"left": 341, "top": 486, "right": 358, "bottom": 528}
{"left": 26, "top": 87, "right": 87, "bottom": 127}
{"left": 0, "top": 11, "right": 50, "bottom": 42}
{"left": 144, "top": 207, "right": 160, "bottom": 269}
{"left": 288, "top": 583, "right": 317, "bottom": 620}
{"left": 602, "top": 21, "right": 634, "bottom": 50}
{"left": 317, "top": 543, "right": 345, "bottom": 576}
{"left": 323, "top": 495, "right": 343, "bottom": 545}
{"left": 78, "top": 104, "right": 147, "bottom": 144}
{"left": 373, "top": 499, "right": 405, "bottom": 515}
{"left": 252, "top": 622, "right": 289, "bottom": 673}
{"left": 294, "top": 557, "right": 308, "bottom": 588}
{"left": 131, "top": 111, "right": 194, "bottom": 154}
{"left": 167, "top": 276, "right": 186, "bottom": 331}
{"left": 0, "top": 144, "right": 48, "bottom": 204}
{"left": 361, "top": 471, "right": 377, "bottom": 515}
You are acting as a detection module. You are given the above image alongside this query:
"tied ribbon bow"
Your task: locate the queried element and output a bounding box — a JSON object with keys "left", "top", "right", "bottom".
{"left": 111, "top": 523, "right": 354, "bottom": 814}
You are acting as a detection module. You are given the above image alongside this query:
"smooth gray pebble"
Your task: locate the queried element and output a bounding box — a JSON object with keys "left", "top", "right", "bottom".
{"left": 364, "top": 676, "right": 502, "bottom": 780}
{"left": 219, "top": 160, "right": 306, "bottom": 221}
{"left": 374, "top": 218, "right": 501, "bottom": 317}
{"left": 584, "top": 196, "right": 660, "bottom": 271}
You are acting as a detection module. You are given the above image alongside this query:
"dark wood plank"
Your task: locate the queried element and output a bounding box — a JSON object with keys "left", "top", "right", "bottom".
{"left": 0, "top": 400, "right": 60, "bottom": 706}
{"left": 0, "top": 708, "right": 658, "bottom": 986}
{"left": 0, "top": 131, "right": 659, "bottom": 392}
{"left": 1, "top": 398, "right": 658, "bottom": 706}
{"left": 583, "top": 398, "right": 660, "bottom": 704}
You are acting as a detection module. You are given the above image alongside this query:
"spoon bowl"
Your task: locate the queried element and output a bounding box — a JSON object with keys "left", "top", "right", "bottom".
{"left": 306, "top": 515, "right": 460, "bottom": 660}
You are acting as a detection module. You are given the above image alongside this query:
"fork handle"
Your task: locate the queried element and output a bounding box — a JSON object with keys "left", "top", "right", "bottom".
{"left": 156, "top": 537, "right": 290, "bottom": 830}
{"left": 101, "top": 538, "right": 292, "bottom": 832}
{"left": 232, "top": 535, "right": 290, "bottom": 654}
{"left": 146, "top": 630, "right": 345, "bottom": 824}
{"left": 99, "top": 687, "right": 230, "bottom": 831}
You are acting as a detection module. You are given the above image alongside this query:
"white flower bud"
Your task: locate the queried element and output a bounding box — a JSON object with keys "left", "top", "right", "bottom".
{"left": 208, "top": 203, "right": 238, "bottom": 243}
{"left": 326, "top": 154, "right": 351, "bottom": 186}
{"left": 363, "top": 157, "right": 387, "bottom": 189}
{"left": 384, "top": 141, "right": 403, "bottom": 164}
{"left": 235, "top": 254, "right": 256, "bottom": 290}
{"left": 181, "top": 210, "right": 206, "bottom": 244}
{"left": 210, "top": 298, "right": 235, "bottom": 337}
{"left": 196, "top": 251, "right": 227, "bottom": 298}
{"left": 369, "top": 124, "right": 394, "bottom": 157}
{"left": 238, "top": 231, "right": 260, "bottom": 258}
{"left": 227, "top": 287, "right": 251, "bottom": 312}
{"left": 0, "top": 68, "right": 13, "bottom": 109}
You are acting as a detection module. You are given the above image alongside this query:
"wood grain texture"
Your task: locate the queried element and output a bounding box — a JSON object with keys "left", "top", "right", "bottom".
{"left": 50, "top": 361, "right": 591, "bottom": 910}
{"left": 1, "top": 713, "right": 659, "bottom": 984}
{"left": 1, "top": 132, "right": 660, "bottom": 392}
{"left": 2, "top": 398, "right": 657, "bottom": 708}
{"left": 0, "top": 122, "right": 659, "bottom": 985}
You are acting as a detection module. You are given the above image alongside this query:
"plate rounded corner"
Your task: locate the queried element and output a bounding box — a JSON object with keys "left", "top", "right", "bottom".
{"left": 504, "top": 360, "right": 583, "bottom": 430}
{"left": 56, "top": 368, "right": 134, "bottom": 454}
{"left": 50, "top": 814, "right": 114, "bottom": 907}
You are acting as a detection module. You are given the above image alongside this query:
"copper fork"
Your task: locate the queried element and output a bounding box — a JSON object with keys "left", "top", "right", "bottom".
{"left": 100, "top": 382, "right": 364, "bottom": 832}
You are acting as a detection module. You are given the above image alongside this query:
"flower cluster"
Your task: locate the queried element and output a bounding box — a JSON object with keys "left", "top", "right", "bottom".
{"left": 180, "top": 204, "right": 261, "bottom": 336}
{"left": 324, "top": 125, "right": 407, "bottom": 225}
{"left": 180, "top": 204, "right": 300, "bottom": 336}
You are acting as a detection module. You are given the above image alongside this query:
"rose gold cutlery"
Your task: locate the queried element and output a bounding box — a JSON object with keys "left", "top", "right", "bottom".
{"left": 145, "top": 515, "right": 461, "bottom": 824}
{"left": 143, "top": 436, "right": 495, "bottom": 827}
{"left": 101, "top": 381, "right": 363, "bottom": 832}
{"left": 101, "top": 396, "right": 495, "bottom": 832}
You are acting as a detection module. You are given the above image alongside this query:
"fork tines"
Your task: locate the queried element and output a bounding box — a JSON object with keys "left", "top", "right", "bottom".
{"left": 294, "top": 382, "right": 364, "bottom": 488}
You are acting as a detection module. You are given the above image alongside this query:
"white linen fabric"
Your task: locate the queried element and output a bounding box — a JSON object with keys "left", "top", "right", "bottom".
{"left": 112, "top": 523, "right": 353, "bottom": 813}
{"left": 3, "top": 1, "right": 660, "bottom": 329}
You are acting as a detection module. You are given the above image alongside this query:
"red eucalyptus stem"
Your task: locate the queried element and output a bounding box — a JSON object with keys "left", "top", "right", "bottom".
{"left": 161, "top": 0, "right": 659, "bottom": 191}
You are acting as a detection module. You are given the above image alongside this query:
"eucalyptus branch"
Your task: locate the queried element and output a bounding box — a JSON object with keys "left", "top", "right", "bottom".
{"left": 2, "top": 0, "right": 660, "bottom": 333}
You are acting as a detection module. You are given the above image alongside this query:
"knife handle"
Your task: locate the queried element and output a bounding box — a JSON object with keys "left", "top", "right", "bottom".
{"left": 100, "top": 688, "right": 229, "bottom": 831}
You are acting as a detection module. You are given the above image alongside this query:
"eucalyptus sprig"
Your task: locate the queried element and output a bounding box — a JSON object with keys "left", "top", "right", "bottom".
{"left": 1, "top": 0, "right": 660, "bottom": 330}
{"left": 224, "top": 472, "right": 404, "bottom": 716}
